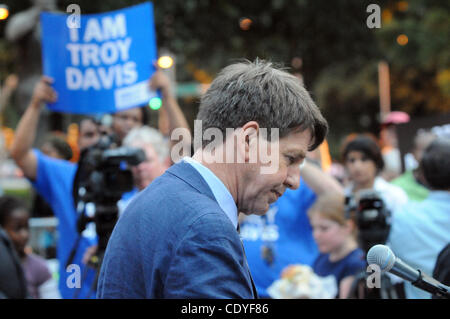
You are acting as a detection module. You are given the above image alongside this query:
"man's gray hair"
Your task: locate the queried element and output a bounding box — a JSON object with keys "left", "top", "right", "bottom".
{"left": 196, "top": 59, "right": 328, "bottom": 150}
{"left": 123, "top": 126, "right": 169, "bottom": 161}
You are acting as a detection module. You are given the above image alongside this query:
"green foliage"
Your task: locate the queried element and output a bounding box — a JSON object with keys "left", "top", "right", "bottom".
{"left": 0, "top": 0, "right": 447, "bottom": 157}
{"left": 314, "top": 0, "right": 449, "bottom": 150}
{"left": 373, "top": 0, "right": 450, "bottom": 115}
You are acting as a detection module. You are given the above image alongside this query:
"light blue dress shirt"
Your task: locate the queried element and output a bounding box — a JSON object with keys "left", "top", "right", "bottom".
{"left": 183, "top": 157, "right": 238, "bottom": 229}
{"left": 388, "top": 191, "right": 450, "bottom": 299}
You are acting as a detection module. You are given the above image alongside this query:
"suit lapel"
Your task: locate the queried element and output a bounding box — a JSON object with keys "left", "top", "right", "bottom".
{"left": 239, "top": 239, "right": 259, "bottom": 299}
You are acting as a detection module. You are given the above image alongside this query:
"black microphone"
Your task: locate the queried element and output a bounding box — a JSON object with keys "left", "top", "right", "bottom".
{"left": 367, "top": 244, "right": 450, "bottom": 298}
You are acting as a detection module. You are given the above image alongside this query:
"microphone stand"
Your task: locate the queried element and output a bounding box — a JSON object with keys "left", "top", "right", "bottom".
{"left": 411, "top": 270, "right": 450, "bottom": 299}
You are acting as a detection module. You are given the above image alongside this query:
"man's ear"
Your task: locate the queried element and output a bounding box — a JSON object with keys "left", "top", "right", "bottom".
{"left": 240, "top": 121, "right": 259, "bottom": 163}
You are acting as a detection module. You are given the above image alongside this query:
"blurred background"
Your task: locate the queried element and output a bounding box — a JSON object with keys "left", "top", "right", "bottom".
{"left": 0, "top": 0, "right": 448, "bottom": 299}
{"left": 0, "top": 0, "right": 448, "bottom": 157}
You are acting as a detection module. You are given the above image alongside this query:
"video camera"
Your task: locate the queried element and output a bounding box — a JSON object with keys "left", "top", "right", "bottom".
{"left": 70, "top": 134, "right": 146, "bottom": 267}
{"left": 345, "top": 190, "right": 392, "bottom": 255}
{"left": 345, "top": 190, "right": 403, "bottom": 299}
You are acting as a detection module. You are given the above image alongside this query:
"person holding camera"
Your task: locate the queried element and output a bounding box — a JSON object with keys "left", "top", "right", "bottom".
{"left": 341, "top": 134, "right": 408, "bottom": 214}
{"left": 80, "top": 126, "right": 173, "bottom": 266}
{"left": 117, "top": 126, "right": 171, "bottom": 209}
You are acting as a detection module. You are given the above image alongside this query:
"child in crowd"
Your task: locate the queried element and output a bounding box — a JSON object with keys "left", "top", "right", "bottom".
{"left": 0, "top": 196, "right": 60, "bottom": 298}
{"left": 308, "top": 193, "right": 366, "bottom": 298}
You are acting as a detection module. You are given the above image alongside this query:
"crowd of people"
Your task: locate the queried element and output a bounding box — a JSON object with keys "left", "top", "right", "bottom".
{"left": 0, "top": 59, "right": 449, "bottom": 299}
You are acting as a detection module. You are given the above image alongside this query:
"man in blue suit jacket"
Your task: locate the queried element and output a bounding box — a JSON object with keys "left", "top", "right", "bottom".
{"left": 97, "top": 59, "right": 328, "bottom": 298}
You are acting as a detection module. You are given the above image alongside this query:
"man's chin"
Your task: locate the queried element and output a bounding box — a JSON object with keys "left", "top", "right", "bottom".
{"left": 252, "top": 203, "right": 272, "bottom": 216}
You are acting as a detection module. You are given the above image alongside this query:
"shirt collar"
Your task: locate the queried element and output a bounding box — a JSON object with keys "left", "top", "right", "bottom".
{"left": 182, "top": 157, "right": 238, "bottom": 229}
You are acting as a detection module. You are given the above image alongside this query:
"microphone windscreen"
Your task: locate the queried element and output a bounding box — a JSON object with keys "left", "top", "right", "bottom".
{"left": 367, "top": 244, "right": 396, "bottom": 272}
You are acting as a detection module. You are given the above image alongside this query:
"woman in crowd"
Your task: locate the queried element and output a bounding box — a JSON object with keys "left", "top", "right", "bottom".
{"left": 341, "top": 134, "right": 408, "bottom": 214}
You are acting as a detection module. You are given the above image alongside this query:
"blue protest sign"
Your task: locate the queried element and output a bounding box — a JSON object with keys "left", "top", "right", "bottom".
{"left": 40, "top": 2, "right": 158, "bottom": 114}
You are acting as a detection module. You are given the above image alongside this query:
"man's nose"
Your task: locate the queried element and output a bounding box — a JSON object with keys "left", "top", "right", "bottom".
{"left": 284, "top": 164, "right": 301, "bottom": 190}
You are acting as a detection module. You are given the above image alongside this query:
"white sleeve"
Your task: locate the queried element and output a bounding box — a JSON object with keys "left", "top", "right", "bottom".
{"left": 38, "top": 278, "right": 61, "bottom": 299}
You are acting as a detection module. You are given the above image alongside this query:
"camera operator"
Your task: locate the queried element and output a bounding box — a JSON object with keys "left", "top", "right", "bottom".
{"left": 10, "top": 68, "right": 188, "bottom": 298}
{"left": 118, "top": 126, "right": 171, "bottom": 211}
{"left": 387, "top": 137, "right": 450, "bottom": 299}
{"left": 81, "top": 126, "right": 172, "bottom": 266}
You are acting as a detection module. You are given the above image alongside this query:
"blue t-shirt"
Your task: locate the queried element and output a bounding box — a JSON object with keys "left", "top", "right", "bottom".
{"left": 240, "top": 178, "right": 318, "bottom": 297}
{"left": 31, "top": 150, "right": 97, "bottom": 299}
{"left": 313, "top": 248, "right": 366, "bottom": 296}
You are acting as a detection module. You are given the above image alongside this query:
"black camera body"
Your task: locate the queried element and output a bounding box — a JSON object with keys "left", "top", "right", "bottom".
{"left": 345, "top": 191, "right": 407, "bottom": 299}
{"left": 345, "top": 190, "right": 391, "bottom": 254}
{"left": 72, "top": 135, "right": 146, "bottom": 252}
